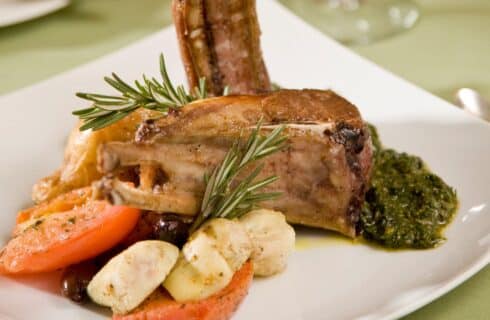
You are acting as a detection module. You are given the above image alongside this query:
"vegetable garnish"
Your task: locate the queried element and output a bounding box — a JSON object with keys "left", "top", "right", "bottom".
{"left": 190, "top": 121, "right": 287, "bottom": 233}
{"left": 72, "top": 54, "right": 207, "bottom": 131}
{"left": 0, "top": 198, "right": 140, "bottom": 275}
{"left": 113, "top": 261, "right": 254, "bottom": 320}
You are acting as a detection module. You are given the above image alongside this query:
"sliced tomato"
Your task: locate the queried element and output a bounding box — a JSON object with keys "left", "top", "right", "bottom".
{"left": 0, "top": 198, "right": 140, "bottom": 275}
{"left": 16, "top": 187, "right": 93, "bottom": 225}
{"left": 113, "top": 261, "right": 254, "bottom": 320}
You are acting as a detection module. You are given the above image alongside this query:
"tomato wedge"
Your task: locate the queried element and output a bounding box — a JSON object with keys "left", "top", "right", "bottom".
{"left": 114, "top": 261, "right": 253, "bottom": 320}
{"left": 0, "top": 197, "right": 140, "bottom": 275}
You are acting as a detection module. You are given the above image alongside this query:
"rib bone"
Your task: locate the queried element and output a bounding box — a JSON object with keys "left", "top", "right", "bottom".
{"left": 172, "top": 0, "right": 271, "bottom": 95}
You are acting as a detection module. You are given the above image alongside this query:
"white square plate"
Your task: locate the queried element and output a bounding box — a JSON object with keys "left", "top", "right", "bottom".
{"left": 0, "top": 1, "right": 488, "bottom": 319}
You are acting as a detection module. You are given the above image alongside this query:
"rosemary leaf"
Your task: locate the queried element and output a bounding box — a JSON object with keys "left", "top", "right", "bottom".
{"left": 190, "top": 120, "right": 287, "bottom": 233}
{"left": 72, "top": 53, "right": 207, "bottom": 131}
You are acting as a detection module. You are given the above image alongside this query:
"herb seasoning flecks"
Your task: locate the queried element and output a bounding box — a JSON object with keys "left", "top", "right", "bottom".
{"left": 360, "top": 125, "right": 458, "bottom": 249}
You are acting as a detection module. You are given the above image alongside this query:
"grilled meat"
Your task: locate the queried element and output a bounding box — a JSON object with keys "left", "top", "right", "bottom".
{"left": 98, "top": 89, "right": 373, "bottom": 237}
{"left": 33, "top": 0, "right": 272, "bottom": 203}
{"left": 172, "top": 0, "right": 271, "bottom": 95}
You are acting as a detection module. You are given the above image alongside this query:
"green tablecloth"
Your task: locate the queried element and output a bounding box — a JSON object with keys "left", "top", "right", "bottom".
{"left": 0, "top": 0, "right": 488, "bottom": 318}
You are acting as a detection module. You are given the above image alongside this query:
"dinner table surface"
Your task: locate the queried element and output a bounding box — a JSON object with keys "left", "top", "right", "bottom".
{"left": 0, "top": 0, "right": 488, "bottom": 319}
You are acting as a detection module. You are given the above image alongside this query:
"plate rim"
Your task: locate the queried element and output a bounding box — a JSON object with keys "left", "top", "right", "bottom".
{"left": 380, "top": 254, "right": 489, "bottom": 320}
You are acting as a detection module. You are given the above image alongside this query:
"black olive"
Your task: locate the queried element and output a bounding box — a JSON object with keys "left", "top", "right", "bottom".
{"left": 151, "top": 214, "right": 191, "bottom": 248}
{"left": 118, "top": 212, "right": 191, "bottom": 249}
{"left": 60, "top": 261, "right": 98, "bottom": 304}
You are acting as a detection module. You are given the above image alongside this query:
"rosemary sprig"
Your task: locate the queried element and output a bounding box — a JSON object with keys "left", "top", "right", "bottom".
{"left": 190, "top": 121, "right": 287, "bottom": 233}
{"left": 73, "top": 54, "right": 207, "bottom": 131}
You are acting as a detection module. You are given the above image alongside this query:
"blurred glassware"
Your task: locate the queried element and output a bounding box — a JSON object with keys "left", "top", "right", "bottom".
{"left": 455, "top": 88, "right": 490, "bottom": 122}
{"left": 280, "top": 0, "right": 420, "bottom": 45}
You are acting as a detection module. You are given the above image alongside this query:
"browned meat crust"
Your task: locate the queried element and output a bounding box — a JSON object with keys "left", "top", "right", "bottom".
{"left": 172, "top": 0, "right": 271, "bottom": 95}
{"left": 98, "top": 89, "right": 373, "bottom": 237}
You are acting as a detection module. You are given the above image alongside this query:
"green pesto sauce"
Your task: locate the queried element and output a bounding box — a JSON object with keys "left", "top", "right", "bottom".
{"left": 360, "top": 125, "right": 458, "bottom": 249}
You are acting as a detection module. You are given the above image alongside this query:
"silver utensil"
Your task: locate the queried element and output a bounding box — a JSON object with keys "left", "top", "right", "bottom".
{"left": 455, "top": 88, "right": 490, "bottom": 122}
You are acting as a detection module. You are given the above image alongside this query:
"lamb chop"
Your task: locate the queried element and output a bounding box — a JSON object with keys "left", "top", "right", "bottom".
{"left": 97, "top": 89, "right": 373, "bottom": 237}
{"left": 32, "top": 0, "right": 271, "bottom": 203}
{"left": 34, "top": 0, "right": 373, "bottom": 238}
